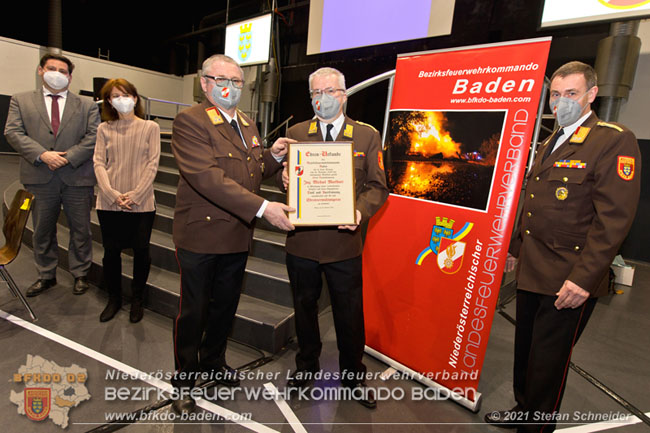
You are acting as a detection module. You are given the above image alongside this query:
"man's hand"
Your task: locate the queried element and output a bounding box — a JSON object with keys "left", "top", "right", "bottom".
{"left": 505, "top": 252, "right": 518, "bottom": 273}
{"left": 338, "top": 210, "right": 362, "bottom": 231}
{"left": 555, "top": 280, "right": 590, "bottom": 310}
{"left": 270, "top": 137, "right": 297, "bottom": 158}
{"left": 281, "top": 162, "right": 289, "bottom": 190}
{"left": 40, "top": 151, "right": 68, "bottom": 170}
{"left": 263, "top": 201, "right": 295, "bottom": 231}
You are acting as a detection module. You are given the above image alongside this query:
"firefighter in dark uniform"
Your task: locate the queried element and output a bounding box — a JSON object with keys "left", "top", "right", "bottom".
{"left": 485, "top": 61, "right": 641, "bottom": 432}
{"left": 280, "top": 67, "right": 388, "bottom": 409}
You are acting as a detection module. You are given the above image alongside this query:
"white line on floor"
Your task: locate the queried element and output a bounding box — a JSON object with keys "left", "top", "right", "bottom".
{"left": 557, "top": 412, "right": 649, "bottom": 432}
{"left": 263, "top": 383, "right": 307, "bottom": 433}
{"left": 1, "top": 309, "right": 279, "bottom": 433}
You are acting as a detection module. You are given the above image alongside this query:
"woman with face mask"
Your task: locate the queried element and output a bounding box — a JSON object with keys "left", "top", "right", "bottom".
{"left": 93, "top": 78, "right": 160, "bottom": 323}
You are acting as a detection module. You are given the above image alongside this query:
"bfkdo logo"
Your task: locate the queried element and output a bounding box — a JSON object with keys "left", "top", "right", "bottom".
{"left": 10, "top": 355, "right": 90, "bottom": 429}
{"left": 416, "top": 216, "right": 474, "bottom": 274}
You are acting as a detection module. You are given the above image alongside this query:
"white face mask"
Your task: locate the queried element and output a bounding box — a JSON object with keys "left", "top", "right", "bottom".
{"left": 111, "top": 96, "right": 136, "bottom": 114}
{"left": 43, "top": 71, "right": 69, "bottom": 90}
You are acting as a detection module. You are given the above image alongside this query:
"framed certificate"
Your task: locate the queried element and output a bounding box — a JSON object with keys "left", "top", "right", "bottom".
{"left": 287, "top": 142, "right": 356, "bottom": 226}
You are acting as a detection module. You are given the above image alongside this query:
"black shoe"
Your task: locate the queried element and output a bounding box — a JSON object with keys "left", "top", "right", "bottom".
{"left": 203, "top": 365, "right": 240, "bottom": 387}
{"left": 484, "top": 408, "right": 524, "bottom": 429}
{"left": 99, "top": 297, "right": 121, "bottom": 322}
{"left": 287, "top": 369, "right": 317, "bottom": 388}
{"left": 171, "top": 396, "right": 196, "bottom": 416}
{"left": 345, "top": 382, "right": 377, "bottom": 409}
{"left": 25, "top": 278, "right": 56, "bottom": 297}
{"left": 73, "top": 277, "right": 89, "bottom": 295}
{"left": 129, "top": 299, "right": 144, "bottom": 323}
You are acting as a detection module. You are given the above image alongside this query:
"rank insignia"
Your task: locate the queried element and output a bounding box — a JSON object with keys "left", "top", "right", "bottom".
{"left": 378, "top": 151, "right": 384, "bottom": 171}
{"left": 353, "top": 151, "right": 365, "bottom": 157}
{"left": 343, "top": 124, "right": 354, "bottom": 138}
{"left": 308, "top": 121, "right": 318, "bottom": 135}
{"left": 617, "top": 156, "right": 635, "bottom": 181}
{"left": 569, "top": 126, "right": 590, "bottom": 143}
{"left": 554, "top": 160, "right": 586, "bottom": 169}
{"left": 555, "top": 187, "right": 568, "bottom": 201}
{"left": 205, "top": 107, "right": 224, "bottom": 125}
{"left": 237, "top": 111, "right": 250, "bottom": 126}
{"left": 251, "top": 136, "right": 260, "bottom": 148}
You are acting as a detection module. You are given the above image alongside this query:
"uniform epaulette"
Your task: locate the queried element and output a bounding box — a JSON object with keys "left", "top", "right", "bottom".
{"left": 596, "top": 121, "right": 623, "bottom": 133}
{"left": 355, "top": 121, "right": 378, "bottom": 133}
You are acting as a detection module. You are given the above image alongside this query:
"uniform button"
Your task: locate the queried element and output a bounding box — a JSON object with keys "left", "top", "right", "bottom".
{"left": 206, "top": 216, "right": 211, "bottom": 221}
{"left": 247, "top": 156, "right": 251, "bottom": 161}
{"left": 574, "top": 245, "right": 580, "bottom": 251}
{"left": 530, "top": 193, "right": 535, "bottom": 199}
{"left": 563, "top": 177, "right": 568, "bottom": 182}
{"left": 527, "top": 212, "right": 532, "bottom": 217}
{"left": 250, "top": 173, "right": 254, "bottom": 177}
{"left": 535, "top": 176, "right": 540, "bottom": 181}
{"left": 525, "top": 230, "right": 530, "bottom": 235}
{"left": 228, "top": 153, "right": 233, "bottom": 157}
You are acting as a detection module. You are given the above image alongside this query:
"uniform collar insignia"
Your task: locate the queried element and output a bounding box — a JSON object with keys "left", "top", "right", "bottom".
{"left": 343, "top": 124, "right": 354, "bottom": 138}
{"left": 569, "top": 126, "right": 590, "bottom": 144}
{"left": 308, "top": 120, "right": 318, "bottom": 135}
{"left": 205, "top": 107, "right": 224, "bottom": 125}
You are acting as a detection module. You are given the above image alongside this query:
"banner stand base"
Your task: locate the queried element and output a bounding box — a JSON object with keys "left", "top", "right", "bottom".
{"left": 365, "top": 346, "right": 482, "bottom": 413}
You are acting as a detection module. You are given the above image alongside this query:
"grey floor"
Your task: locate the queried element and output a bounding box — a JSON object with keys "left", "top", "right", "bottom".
{"left": 0, "top": 153, "right": 648, "bottom": 433}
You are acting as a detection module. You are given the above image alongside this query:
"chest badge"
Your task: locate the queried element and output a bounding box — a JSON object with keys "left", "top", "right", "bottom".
{"left": 555, "top": 187, "right": 568, "bottom": 201}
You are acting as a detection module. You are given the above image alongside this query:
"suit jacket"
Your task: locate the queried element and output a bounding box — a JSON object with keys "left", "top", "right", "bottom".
{"left": 4, "top": 90, "right": 100, "bottom": 186}
{"left": 171, "top": 101, "right": 282, "bottom": 254}
{"left": 283, "top": 116, "right": 389, "bottom": 263}
{"left": 509, "top": 113, "right": 641, "bottom": 297}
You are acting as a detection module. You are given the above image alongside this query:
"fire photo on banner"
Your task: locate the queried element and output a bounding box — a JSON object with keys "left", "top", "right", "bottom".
{"left": 362, "top": 38, "right": 552, "bottom": 411}
{"left": 387, "top": 110, "right": 506, "bottom": 211}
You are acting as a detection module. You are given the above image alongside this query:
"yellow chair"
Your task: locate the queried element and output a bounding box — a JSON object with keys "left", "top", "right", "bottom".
{"left": 0, "top": 189, "right": 37, "bottom": 321}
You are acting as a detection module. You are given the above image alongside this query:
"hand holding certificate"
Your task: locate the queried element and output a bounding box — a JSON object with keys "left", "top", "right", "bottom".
{"left": 286, "top": 142, "right": 356, "bottom": 226}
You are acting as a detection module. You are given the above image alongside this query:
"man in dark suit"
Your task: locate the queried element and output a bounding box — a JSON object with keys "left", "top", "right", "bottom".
{"left": 280, "top": 67, "right": 388, "bottom": 409}
{"left": 170, "top": 54, "right": 294, "bottom": 415}
{"left": 5, "top": 53, "right": 100, "bottom": 296}
{"left": 485, "top": 61, "right": 641, "bottom": 432}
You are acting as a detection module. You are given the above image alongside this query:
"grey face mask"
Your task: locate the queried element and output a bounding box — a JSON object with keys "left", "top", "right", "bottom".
{"left": 311, "top": 93, "right": 341, "bottom": 121}
{"left": 211, "top": 84, "right": 241, "bottom": 111}
{"left": 549, "top": 92, "right": 589, "bottom": 127}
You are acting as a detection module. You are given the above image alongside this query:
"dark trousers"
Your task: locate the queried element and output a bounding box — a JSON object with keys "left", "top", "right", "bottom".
{"left": 172, "top": 248, "right": 248, "bottom": 389}
{"left": 514, "top": 289, "right": 597, "bottom": 433}
{"left": 25, "top": 177, "right": 94, "bottom": 279}
{"left": 286, "top": 253, "right": 366, "bottom": 383}
{"left": 97, "top": 210, "right": 155, "bottom": 297}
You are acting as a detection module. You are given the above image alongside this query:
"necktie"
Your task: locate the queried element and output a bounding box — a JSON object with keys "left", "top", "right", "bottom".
{"left": 230, "top": 119, "right": 245, "bottom": 146}
{"left": 325, "top": 124, "right": 334, "bottom": 141}
{"left": 50, "top": 95, "right": 61, "bottom": 136}
{"left": 541, "top": 128, "right": 563, "bottom": 163}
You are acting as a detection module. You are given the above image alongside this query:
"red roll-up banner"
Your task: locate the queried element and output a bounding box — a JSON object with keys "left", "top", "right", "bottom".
{"left": 363, "top": 38, "right": 552, "bottom": 410}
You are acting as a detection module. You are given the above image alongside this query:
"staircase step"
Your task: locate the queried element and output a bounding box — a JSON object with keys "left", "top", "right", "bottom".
{"left": 6, "top": 187, "right": 294, "bottom": 353}
{"left": 153, "top": 182, "right": 177, "bottom": 208}
{"left": 159, "top": 152, "right": 177, "bottom": 170}
{"left": 155, "top": 166, "right": 179, "bottom": 187}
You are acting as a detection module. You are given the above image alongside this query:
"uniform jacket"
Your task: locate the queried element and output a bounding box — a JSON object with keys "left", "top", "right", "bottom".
{"left": 4, "top": 90, "right": 100, "bottom": 186}
{"left": 283, "top": 116, "right": 389, "bottom": 263}
{"left": 510, "top": 113, "right": 641, "bottom": 297}
{"left": 171, "top": 101, "right": 281, "bottom": 254}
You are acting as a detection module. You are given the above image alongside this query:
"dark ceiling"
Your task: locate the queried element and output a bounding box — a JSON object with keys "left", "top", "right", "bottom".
{"left": 3, "top": 0, "right": 614, "bottom": 130}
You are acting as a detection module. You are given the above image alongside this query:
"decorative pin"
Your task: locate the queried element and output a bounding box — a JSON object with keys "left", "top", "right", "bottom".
{"left": 555, "top": 187, "right": 568, "bottom": 201}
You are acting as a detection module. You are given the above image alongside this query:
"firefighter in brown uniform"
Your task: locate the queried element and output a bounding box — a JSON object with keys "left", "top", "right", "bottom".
{"left": 280, "top": 67, "right": 388, "bottom": 409}
{"left": 170, "top": 54, "right": 295, "bottom": 415}
{"left": 485, "top": 62, "right": 641, "bottom": 432}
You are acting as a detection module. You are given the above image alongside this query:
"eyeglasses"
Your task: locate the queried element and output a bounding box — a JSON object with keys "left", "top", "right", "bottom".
{"left": 203, "top": 75, "right": 245, "bottom": 89}
{"left": 309, "top": 87, "right": 345, "bottom": 98}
